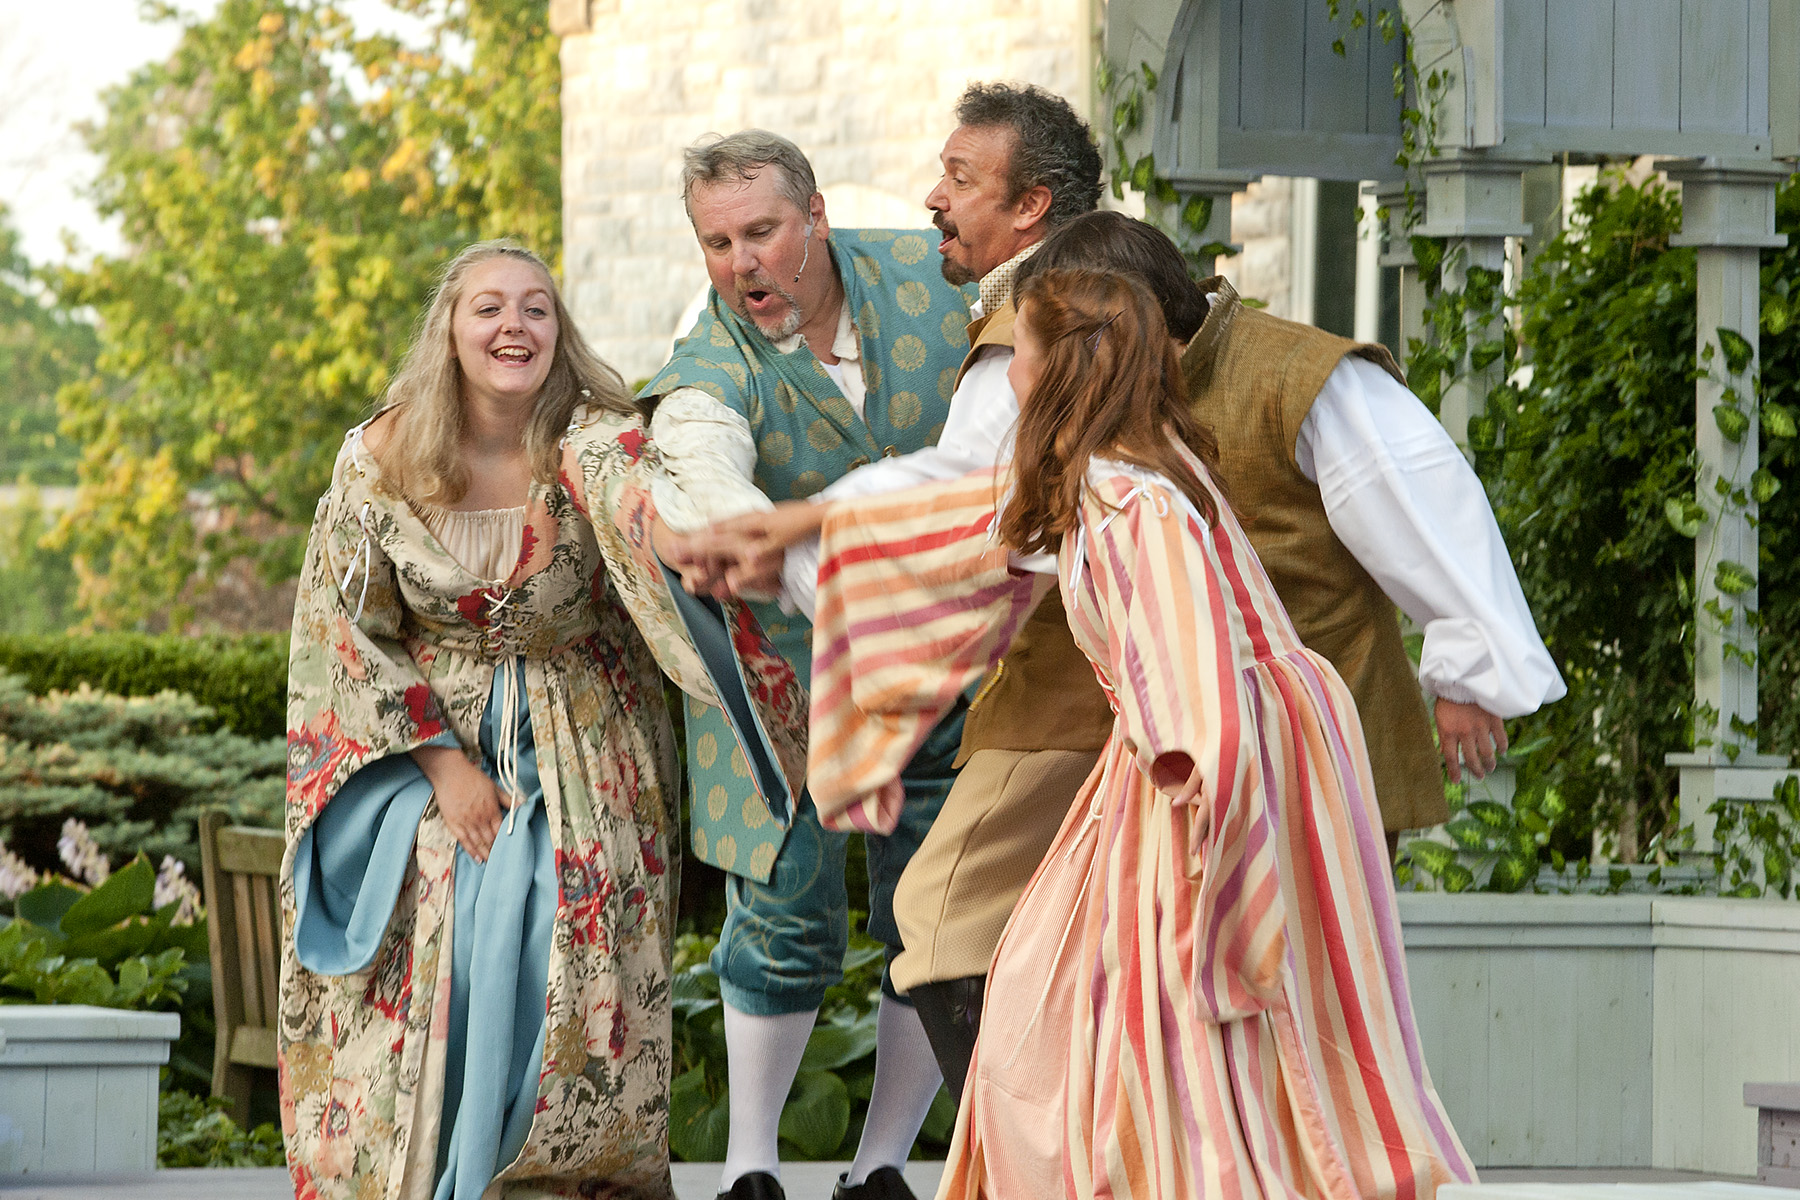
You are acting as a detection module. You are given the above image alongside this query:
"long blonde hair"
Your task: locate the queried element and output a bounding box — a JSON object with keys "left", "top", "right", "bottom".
{"left": 373, "top": 240, "right": 635, "bottom": 506}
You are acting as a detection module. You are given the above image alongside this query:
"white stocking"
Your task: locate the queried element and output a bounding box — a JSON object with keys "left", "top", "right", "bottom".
{"left": 720, "top": 1003, "right": 817, "bottom": 1191}
{"left": 845, "top": 997, "right": 944, "bottom": 1187}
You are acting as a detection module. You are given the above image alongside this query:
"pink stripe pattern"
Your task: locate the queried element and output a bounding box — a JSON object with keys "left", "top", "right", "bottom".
{"left": 808, "top": 455, "right": 1475, "bottom": 1199}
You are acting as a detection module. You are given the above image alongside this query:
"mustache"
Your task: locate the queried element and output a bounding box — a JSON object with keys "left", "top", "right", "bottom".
{"left": 734, "top": 271, "right": 785, "bottom": 297}
{"left": 933, "top": 212, "right": 959, "bottom": 241}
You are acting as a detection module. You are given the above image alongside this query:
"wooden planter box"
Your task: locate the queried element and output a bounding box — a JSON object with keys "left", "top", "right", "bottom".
{"left": 1398, "top": 895, "right": 1800, "bottom": 1175}
{"left": 0, "top": 1005, "right": 180, "bottom": 1174}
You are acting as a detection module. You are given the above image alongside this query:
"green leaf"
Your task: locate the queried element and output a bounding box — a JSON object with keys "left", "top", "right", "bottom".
{"left": 1444, "top": 818, "right": 1488, "bottom": 851}
{"left": 1488, "top": 853, "right": 1538, "bottom": 893}
{"left": 15, "top": 884, "right": 83, "bottom": 937}
{"left": 1180, "top": 195, "right": 1214, "bottom": 234}
{"left": 1715, "top": 559, "right": 1755, "bottom": 596}
{"left": 1714, "top": 404, "right": 1750, "bottom": 442}
{"left": 799, "top": 1013, "right": 879, "bottom": 1072}
{"left": 1140, "top": 63, "right": 1158, "bottom": 91}
{"left": 1752, "top": 469, "right": 1782, "bottom": 504}
{"left": 1664, "top": 497, "right": 1705, "bottom": 538}
{"left": 1441, "top": 863, "right": 1477, "bottom": 893}
{"left": 60, "top": 856, "right": 156, "bottom": 940}
{"left": 1403, "top": 839, "right": 1457, "bottom": 876}
{"left": 1717, "top": 327, "right": 1755, "bottom": 376}
{"left": 779, "top": 1070, "right": 850, "bottom": 1160}
{"left": 1469, "top": 340, "right": 1504, "bottom": 372}
{"left": 1765, "top": 403, "right": 1798, "bottom": 439}
{"left": 919, "top": 1085, "right": 957, "bottom": 1143}
{"left": 668, "top": 1066, "right": 730, "bottom": 1163}
{"left": 1129, "top": 154, "right": 1156, "bottom": 194}
{"left": 1465, "top": 800, "right": 1513, "bottom": 830}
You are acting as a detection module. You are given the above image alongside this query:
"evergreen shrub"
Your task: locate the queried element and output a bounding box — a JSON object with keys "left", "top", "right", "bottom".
{"left": 0, "top": 633, "right": 288, "bottom": 739}
{"left": 0, "top": 673, "right": 284, "bottom": 877}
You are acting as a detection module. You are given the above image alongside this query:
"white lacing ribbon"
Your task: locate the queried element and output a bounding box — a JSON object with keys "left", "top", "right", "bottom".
{"left": 1068, "top": 479, "right": 1170, "bottom": 603}
{"left": 337, "top": 501, "right": 377, "bottom": 622}
{"left": 483, "top": 585, "right": 530, "bottom": 834}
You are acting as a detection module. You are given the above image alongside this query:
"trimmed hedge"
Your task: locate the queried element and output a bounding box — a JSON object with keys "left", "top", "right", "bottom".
{"left": 0, "top": 634, "right": 288, "bottom": 738}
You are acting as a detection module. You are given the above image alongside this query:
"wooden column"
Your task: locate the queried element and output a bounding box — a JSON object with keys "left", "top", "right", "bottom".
{"left": 1662, "top": 158, "right": 1795, "bottom": 850}
{"left": 1418, "top": 151, "right": 1538, "bottom": 451}
{"left": 1372, "top": 178, "right": 1424, "bottom": 355}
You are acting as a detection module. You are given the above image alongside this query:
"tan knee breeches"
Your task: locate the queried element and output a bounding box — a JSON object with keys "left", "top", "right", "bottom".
{"left": 890, "top": 746, "right": 1102, "bottom": 993}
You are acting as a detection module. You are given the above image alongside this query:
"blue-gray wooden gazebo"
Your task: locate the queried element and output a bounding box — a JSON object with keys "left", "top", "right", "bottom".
{"left": 1108, "top": 0, "right": 1797, "bottom": 840}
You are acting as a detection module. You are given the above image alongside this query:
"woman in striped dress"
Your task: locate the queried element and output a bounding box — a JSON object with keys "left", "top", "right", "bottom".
{"left": 802, "top": 267, "right": 1474, "bottom": 1199}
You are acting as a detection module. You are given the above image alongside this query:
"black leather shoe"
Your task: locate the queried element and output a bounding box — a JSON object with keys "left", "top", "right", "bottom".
{"left": 717, "top": 1171, "right": 786, "bottom": 1200}
{"left": 832, "top": 1165, "right": 917, "bottom": 1200}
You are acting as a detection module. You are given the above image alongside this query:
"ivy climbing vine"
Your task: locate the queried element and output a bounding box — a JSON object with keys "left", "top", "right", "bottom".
{"left": 1093, "top": 58, "right": 1232, "bottom": 276}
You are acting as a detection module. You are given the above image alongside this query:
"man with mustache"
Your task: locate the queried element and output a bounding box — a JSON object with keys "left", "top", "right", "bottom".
{"left": 642, "top": 130, "right": 977, "bottom": 1200}
{"left": 700, "top": 83, "right": 1106, "bottom": 1104}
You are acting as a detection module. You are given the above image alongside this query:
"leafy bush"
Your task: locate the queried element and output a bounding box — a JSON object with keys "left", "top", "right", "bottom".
{"left": 667, "top": 930, "right": 955, "bottom": 1164}
{"left": 0, "top": 633, "right": 288, "bottom": 738}
{"left": 1454, "top": 171, "right": 1800, "bottom": 862}
{"left": 0, "top": 673, "right": 283, "bottom": 879}
{"left": 0, "top": 846, "right": 217, "bottom": 1091}
{"left": 157, "top": 1090, "right": 285, "bottom": 1168}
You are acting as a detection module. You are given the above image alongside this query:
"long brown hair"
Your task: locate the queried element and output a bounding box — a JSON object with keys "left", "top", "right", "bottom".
{"left": 373, "top": 240, "right": 635, "bottom": 507}
{"left": 999, "top": 267, "right": 1221, "bottom": 555}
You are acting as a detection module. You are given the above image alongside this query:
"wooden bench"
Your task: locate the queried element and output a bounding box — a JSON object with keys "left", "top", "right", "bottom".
{"left": 196, "top": 811, "right": 284, "bottom": 1125}
{"left": 1749, "top": 1082, "right": 1800, "bottom": 1189}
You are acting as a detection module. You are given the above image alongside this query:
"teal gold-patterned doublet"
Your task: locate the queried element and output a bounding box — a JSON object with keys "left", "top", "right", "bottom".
{"left": 642, "top": 230, "right": 976, "bottom": 881}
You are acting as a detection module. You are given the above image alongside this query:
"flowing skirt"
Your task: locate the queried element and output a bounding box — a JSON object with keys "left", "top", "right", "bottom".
{"left": 293, "top": 666, "right": 557, "bottom": 1199}
{"left": 939, "top": 652, "right": 1472, "bottom": 1200}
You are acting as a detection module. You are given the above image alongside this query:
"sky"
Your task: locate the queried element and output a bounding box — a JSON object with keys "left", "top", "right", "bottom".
{"left": 0, "top": 0, "right": 193, "bottom": 264}
{"left": 0, "top": 0, "right": 438, "bottom": 267}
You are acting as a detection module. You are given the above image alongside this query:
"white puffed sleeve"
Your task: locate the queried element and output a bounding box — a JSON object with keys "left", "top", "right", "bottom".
{"left": 1294, "top": 356, "right": 1566, "bottom": 718}
{"left": 648, "top": 386, "right": 774, "bottom": 533}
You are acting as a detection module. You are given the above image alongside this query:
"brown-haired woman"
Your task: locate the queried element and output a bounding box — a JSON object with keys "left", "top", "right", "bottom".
{"left": 803, "top": 267, "right": 1473, "bottom": 1199}
{"left": 281, "top": 240, "right": 706, "bottom": 1199}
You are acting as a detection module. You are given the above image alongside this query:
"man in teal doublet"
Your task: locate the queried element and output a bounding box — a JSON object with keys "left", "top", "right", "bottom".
{"left": 643, "top": 131, "right": 971, "bottom": 1200}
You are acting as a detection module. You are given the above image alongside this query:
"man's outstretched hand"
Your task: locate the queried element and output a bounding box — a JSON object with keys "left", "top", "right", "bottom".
{"left": 651, "top": 503, "right": 828, "bottom": 601}
{"left": 705, "top": 502, "right": 829, "bottom": 599}
{"left": 1435, "top": 697, "right": 1508, "bottom": 783}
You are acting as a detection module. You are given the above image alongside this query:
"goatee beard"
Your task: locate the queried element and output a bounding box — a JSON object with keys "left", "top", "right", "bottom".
{"left": 751, "top": 304, "right": 804, "bottom": 340}
{"left": 939, "top": 257, "right": 977, "bottom": 286}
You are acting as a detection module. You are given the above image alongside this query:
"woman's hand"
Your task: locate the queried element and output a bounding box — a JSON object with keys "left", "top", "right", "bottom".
{"left": 652, "top": 517, "right": 735, "bottom": 598}
{"left": 411, "top": 744, "right": 512, "bottom": 862}
{"left": 707, "top": 502, "right": 830, "bottom": 597}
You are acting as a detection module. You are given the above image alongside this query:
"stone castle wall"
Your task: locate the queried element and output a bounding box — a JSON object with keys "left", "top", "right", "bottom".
{"left": 554, "top": 0, "right": 1096, "bottom": 382}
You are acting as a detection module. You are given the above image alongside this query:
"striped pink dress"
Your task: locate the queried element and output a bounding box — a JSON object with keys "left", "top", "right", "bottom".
{"left": 806, "top": 455, "right": 1474, "bottom": 1200}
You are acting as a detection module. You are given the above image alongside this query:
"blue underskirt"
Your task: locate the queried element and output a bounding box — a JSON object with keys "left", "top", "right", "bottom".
{"left": 293, "top": 663, "right": 553, "bottom": 1199}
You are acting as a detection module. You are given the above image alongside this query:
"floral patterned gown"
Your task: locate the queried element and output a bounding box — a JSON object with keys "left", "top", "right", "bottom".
{"left": 281, "top": 406, "right": 709, "bottom": 1200}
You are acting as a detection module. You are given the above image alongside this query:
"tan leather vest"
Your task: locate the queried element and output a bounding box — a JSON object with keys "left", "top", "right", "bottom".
{"left": 956, "top": 298, "right": 1115, "bottom": 765}
{"left": 1188, "top": 293, "right": 1446, "bottom": 832}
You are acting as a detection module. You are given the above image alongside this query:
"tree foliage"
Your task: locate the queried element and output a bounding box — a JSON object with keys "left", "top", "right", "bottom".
{"left": 54, "top": 0, "right": 560, "bottom": 627}
{"left": 1472, "top": 173, "right": 1800, "bottom": 861}
{"left": 0, "top": 206, "right": 94, "bottom": 486}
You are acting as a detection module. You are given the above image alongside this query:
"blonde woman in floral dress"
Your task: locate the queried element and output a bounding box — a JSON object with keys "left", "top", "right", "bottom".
{"left": 281, "top": 242, "right": 711, "bottom": 1200}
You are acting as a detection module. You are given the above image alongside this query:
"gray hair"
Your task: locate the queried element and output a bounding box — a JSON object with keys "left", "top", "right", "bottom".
{"left": 682, "top": 130, "right": 819, "bottom": 224}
